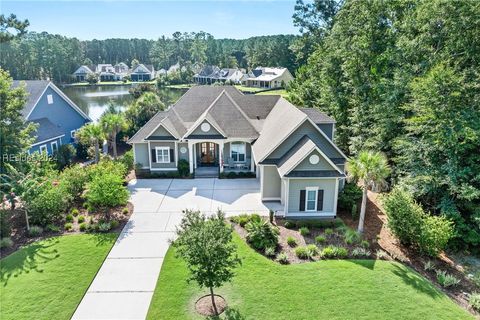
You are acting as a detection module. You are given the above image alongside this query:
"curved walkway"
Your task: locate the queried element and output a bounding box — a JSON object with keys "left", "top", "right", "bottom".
{"left": 72, "top": 178, "right": 281, "bottom": 320}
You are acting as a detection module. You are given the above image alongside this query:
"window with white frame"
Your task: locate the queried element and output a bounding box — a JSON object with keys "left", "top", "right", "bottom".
{"left": 51, "top": 141, "right": 58, "bottom": 153}
{"left": 230, "top": 142, "right": 246, "bottom": 162}
{"left": 71, "top": 130, "right": 76, "bottom": 140}
{"left": 155, "top": 147, "right": 170, "bottom": 163}
{"left": 305, "top": 187, "right": 318, "bottom": 212}
{"left": 47, "top": 94, "right": 53, "bottom": 104}
{"left": 39, "top": 144, "right": 48, "bottom": 154}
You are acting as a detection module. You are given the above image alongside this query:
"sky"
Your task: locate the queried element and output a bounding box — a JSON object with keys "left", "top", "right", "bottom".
{"left": 1, "top": 0, "right": 299, "bottom": 40}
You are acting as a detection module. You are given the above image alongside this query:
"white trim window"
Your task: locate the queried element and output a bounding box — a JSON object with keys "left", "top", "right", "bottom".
{"left": 51, "top": 141, "right": 58, "bottom": 153}
{"left": 155, "top": 147, "right": 170, "bottom": 163}
{"left": 47, "top": 94, "right": 53, "bottom": 104}
{"left": 231, "top": 142, "right": 246, "bottom": 162}
{"left": 305, "top": 187, "right": 318, "bottom": 212}
{"left": 71, "top": 130, "right": 76, "bottom": 139}
{"left": 39, "top": 144, "right": 48, "bottom": 154}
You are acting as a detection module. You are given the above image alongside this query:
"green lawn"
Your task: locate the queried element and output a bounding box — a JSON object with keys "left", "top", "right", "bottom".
{"left": 255, "top": 88, "right": 289, "bottom": 98}
{"left": 147, "top": 234, "right": 472, "bottom": 320}
{"left": 1, "top": 233, "right": 117, "bottom": 320}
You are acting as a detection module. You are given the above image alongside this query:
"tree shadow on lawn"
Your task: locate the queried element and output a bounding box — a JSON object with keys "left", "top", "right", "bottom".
{"left": 90, "top": 232, "right": 120, "bottom": 247}
{"left": 390, "top": 263, "right": 443, "bottom": 299}
{"left": 0, "top": 237, "right": 60, "bottom": 286}
{"left": 207, "top": 307, "right": 246, "bottom": 320}
{"left": 345, "top": 258, "right": 377, "bottom": 270}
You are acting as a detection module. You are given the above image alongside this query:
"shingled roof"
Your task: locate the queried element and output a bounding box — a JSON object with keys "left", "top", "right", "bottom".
{"left": 28, "top": 117, "right": 65, "bottom": 144}
{"left": 12, "top": 80, "right": 50, "bottom": 118}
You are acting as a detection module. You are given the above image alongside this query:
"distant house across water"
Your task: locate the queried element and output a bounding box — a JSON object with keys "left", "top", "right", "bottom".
{"left": 193, "top": 65, "right": 245, "bottom": 85}
{"left": 72, "top": 62, "right": 154, "bottom": 82}
{"left": 242, "top": 67, "right": 293, "bottom": 89}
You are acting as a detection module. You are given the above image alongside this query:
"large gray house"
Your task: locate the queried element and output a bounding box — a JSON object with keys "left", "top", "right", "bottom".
{"left": 128, "top": 86, "right": 347, "bottom": 218}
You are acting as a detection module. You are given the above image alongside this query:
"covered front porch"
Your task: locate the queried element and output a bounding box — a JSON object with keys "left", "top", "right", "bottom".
{"left": 187, "top": 139, "right": 256, "bottom": 176}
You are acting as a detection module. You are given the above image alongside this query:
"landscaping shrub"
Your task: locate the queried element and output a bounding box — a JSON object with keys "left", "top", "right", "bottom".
{"left": 321, "top": 246, "right": 348, "bottom": 259}
{"left": 177, "top": 159, "right": 190, "bottom": 177}
{"left": 338, "top": 182, "right": 362, "bottom": 211}
{"left": 245, "top": 219, "right": 279, "bottom": 251}
{"left": 110, "top": 220, "right": 120, "bottom": 229}
{"left": 469, "top": 293, "right": 480, "bottom": 312}
{"left": 315, "top": 235, "right": 326, "bottom": 244}
{"left": 306, "top": 244, "right": 319, "bottom": 257}
{"left": 376, "top": 249, "right": 390, "bottom": 260}
{"left": 120, "top": 150, "right": 134, "bottom": 171}
{"left": 231, "top": 214, "right": 260, "bottom": 227}
{"left": 276, "top": 252, "right": 289, "bottom": 264}
{"left": 269, "top": 210, "right": 274, "bottom": 224}
{"left": 423, "top": 261, "right": 435, "bottom": 271}
{"left": 85, "top": 172, "right": 129, "bottom": 211}
{"left": 71, "top": 208, "right": 79, "bottom": 217}
{"left": 55, "top": 144, "right": 76, "bottom": 169}
{"left": 360, "top": 240, "right": 370, "bottom": 248}
{"left": 384, "top": 187, "right": 453, "bottom": 256}
{"left": 284, "top": 220, "right": 295, "bottom": 229}
{"left": 324, "top": 228, "right": 334, "bottom": 236}
{"left": 65, "top": 214, "right": 74, "bottom": 223}
{"left": 122, "top": 207, "right": 129, "bottom": 215}
{"left": 46, "top": 224, "right": 60, "bottom": 232}
{"left": 265, "top": 246, "right": 276, "bottom": 257}
{"left": 78, "top": 215, "right": 85, "bottom": 223}
{"left": 295, "top": 246, "right": 309, "bottom": 259}
{"left": 351, "top": 247, "right": 371, "bottom": 258}
{"left": 299, "top": 227, "right": 310, "bottom": 236}
{"left": 335, "top": 225, "right": 348, "bottom": 235}
{"left": 64, "top": 223, "right": 73, "bottom": 231}
{"left": 58, "top": 165, "right": 89, "bottom": 200}
{"left": 28, "top": 226, "right": 43, "bottom": 237}
{"left": 89, "top": 159, "right": 127, "bottom": 180}
{"left": 0, "top": 210, "right": 11, "bottom": 238}
{"left": 97, "top": 222, "right": 112, "bottom": 232}
{"left": 344, "top": 228, "right": 361, "bottom": 245}
{"left": 0, "top": 237, "right": 13, "bottom": 248}
{"left": 436, "top": 270, "right": 460, "bottom": 287}
{"left": 79, "top": 222, "right": 88, "bottom": 232}
{"left": 287, "top": 236, "right": 297, "bottom": 247}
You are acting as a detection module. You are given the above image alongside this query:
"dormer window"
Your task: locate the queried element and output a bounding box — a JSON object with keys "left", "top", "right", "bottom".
{"left": 47, "top": 94, "right": 53, "bottom": 104}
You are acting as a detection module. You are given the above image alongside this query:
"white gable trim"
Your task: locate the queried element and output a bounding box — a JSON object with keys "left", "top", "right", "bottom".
{"left": 31, "top": 134, "right": 65, "bottom": 147}
{"left": 146, "top": 121, "right": 179, "bottom": 140}
{"left": 132, "top": 64, "right": 151, "bottom": 74}
{"left": 281, "top": 144, "right": 342, "bottom": 177}
{"left": 25, "top": 82, "right": 92, "bottom": 122}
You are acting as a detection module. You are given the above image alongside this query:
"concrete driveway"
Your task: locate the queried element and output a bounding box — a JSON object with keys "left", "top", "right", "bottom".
{"left": 72, "top": 178, "right": 281, "bottom": 320}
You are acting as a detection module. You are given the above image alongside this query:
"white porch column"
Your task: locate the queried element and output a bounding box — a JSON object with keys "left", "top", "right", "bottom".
{"left": 250, "top": 153, "right": 255, "bottom": 173}
{"left": 219, "top": 141, "right": 224, "bottom": 173}
{"left": 193, "top": 143, "right": 197, "bottom": 169}
{"left": 188, "top": 141, "right": 194, "bottom": 174}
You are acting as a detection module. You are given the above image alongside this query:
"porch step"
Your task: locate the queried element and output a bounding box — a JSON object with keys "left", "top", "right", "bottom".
{"left": 194, "top": 167, "right": 219, "bottom": 178}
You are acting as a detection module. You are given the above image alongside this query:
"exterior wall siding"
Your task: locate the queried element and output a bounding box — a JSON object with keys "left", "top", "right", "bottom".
{"left": 266, "top": 121, "right": 342, "bottom": 161}
{"left": 133, "top": 143, "right": 149, "bottom": 168}
{"left": 149, "top": 125, "right": 174, "bottom": 138}
{"left": 317, "top": 123, "right": 334, "bottom": 140}
{"left": 292, "top": 150, "right": 336, "bottom": 172}
{"left": 287, "top": 178, "right": 337, "bottom": 215}
{"left": 149, "top": 141, "right": 176, "bottom": 169}
{"left": 29, "top": 137, "right": 62, "bottom": 155}
{"left": 28, "top": 87, "right": 89, "bottom": 145}
{"left": 262, "top": 165, "right": 281, "bottom": 199}
{"left": 190, "top": 121, "right": 222, "bottom": 136}
{"left": 177, "top": 142, "right": 189, "bottom": 161}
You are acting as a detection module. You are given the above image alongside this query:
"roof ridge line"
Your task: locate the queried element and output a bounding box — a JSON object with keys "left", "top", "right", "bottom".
{"left": 221, "top": 89, "right": 259, "bottom": 133}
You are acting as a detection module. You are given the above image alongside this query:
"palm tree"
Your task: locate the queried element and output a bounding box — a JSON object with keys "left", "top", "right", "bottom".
{"left": 76, "top": 123, "right": 104, "bottom": 163}
{"left": 100, "top": 113, "right": 127, "bottom": 159}
{"left": 346, "top": 151, "right": 391, "bottom": 233}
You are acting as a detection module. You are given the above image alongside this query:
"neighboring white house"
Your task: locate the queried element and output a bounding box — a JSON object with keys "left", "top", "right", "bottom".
{"left": 73, "top": 62, "right": 130, "bottom": 82}
{"left": 242, "top": 67, "right": 294, "bottom": 89}
{"left": 193, "top": 65, "right": 245, "bottom": 84}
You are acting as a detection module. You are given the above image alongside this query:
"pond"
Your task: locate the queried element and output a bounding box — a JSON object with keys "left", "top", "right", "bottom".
{"left": 60, "top": 85, "right": 187, "bottom": 122}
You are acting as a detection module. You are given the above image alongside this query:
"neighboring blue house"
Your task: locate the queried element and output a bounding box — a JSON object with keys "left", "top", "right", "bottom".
{"left": 13, "top": 80, "right": 91, "bottom": 155}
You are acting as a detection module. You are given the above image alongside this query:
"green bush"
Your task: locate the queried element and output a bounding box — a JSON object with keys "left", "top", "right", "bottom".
{"left": 85, "top": 172, "right": 129, "bottom": 210}
{"left": 110, "top": 220, "right": 120, "bottom": 229}
{"left": 177, "top": 159, "right": 190, "bottom": 177}
{"left": 64, "top": 223, "right": 73, "bottom": 231}
{"left": 245, "top": 219, "right": 279, "bottom": 251}
{"left": 71, "top": 208, "right": 79, "bottom": 216}
{"left": 0, "top": 237, "right": 13, "bottom": 248}
{"left": 79, "top": 222, "right": 88, "bottom": 232}
{"left": 264, "top": 246, "right": 276, "bottom": 257}
{"left": 423, "top": 260, "right": 435, "bottom": 271}
{"left": 55, "top": 144, "right": 76, "bottom": 169}
{"left": 122, "top": 207, "right": 129, "bottom": 215}
{"left": 306, "top": 244, "right": 319, "bottom": 256}
{"left": 338, "top": 183, "right": 362, "bottom": 211}
{"left": 276, "top": 252, "right": 289, "bottom": 264}
{"left": 436, "top": 270, "right": 460, "bottom": 287}
{"left": 46, "top": 224, "right": 60, "bottom": 232}
{"left": 120, "top": 150, "right": 134, "bottom": 171}
{"left": 231, "top": 214, "right": 261, "bottom": 227}
{"left": 299, "top": 227, "right": 310, "bottom": 236}
{"left": 286, "top": 236, "right": 297, "bottom": 247}
{"left": 78, "top": 215, "right": 85, "bottom": 223}
{"left": 315, "top": 235, "right": 326, "bottom": 244}
{"left": 376, "top": 249, "right": 390, "bottom": 260}
{"left": 65, "top": 214, "right": 74, "bottom": 223}
{"left": 351, "top": 247, "right": 371, "bottom": 257}
{"left": 89, "top": 159, "right": 127, "bottom": 179}
{"left": 384, "top": 188, "right": 453, "bottom": 256}
{"left": 344, "top": 228, "right": 361, "bottom": 245}
{"left": 335, "top": 225, "right": 349, "bottom": 235}
{"left": 351, "top": 203, "right": 358, "bottom": 219}
{"left": 321, "top": 246, "right": 348, "bottom": 259}
{"left": 295, "top": 246, "right": 309, "bottom": 259}
{"left": 28, "top": 226, "right": 43, "bottom": 237}
{"left": 284, "top": 220, "right": 295, "bottom": 229}
{"left": 360, "top": 240, "right": 370, "bottom": 248}
{"left": 58, "top": 165, "right": 89, "bottom": 200}
{"left": 469, "top": 293, "right": 480, "bottom": 312}
{"left": 0, "top": 210, "right": 11, "bottom": 238}
{"left": 324, "top": 228, "right": 334, "bottom": 236}
{"left": 97, "top": 222, "right": 112, "bottom": 232}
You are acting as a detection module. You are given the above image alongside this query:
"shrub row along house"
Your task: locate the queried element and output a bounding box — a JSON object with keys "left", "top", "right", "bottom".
{"left": 12, "top": 80, "right": 91, "bottom": 154}
{"left": 128, "top": 86, "right": 346, "bottom": 218}
{"left": 73, "top": 62, "right": 155, "bottom": 82}
{"left": 193, "top": 66, "right": 294, "bottom": 88}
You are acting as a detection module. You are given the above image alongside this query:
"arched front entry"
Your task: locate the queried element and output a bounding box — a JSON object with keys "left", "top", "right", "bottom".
{"left": 198, "top": 141, "right": 218, "bottom": 166}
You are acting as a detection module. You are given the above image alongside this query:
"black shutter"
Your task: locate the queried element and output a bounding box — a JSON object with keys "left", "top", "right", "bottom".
{"left": 317, "top": 190, "right": 324, "bottom": 211}
{"left": 299, "top": 190, "right": 306, "bottom": 211}
{"left": 151, "top": 149, "right": 156, "bottom": 163}
{"left": 169, "top": 149, "right": 174, "bottom": 163}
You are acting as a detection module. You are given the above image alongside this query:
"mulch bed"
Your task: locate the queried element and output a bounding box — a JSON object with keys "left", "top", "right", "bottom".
{"left": 195, "top": 294, "right": 227, "bottom": 316}
{"left": 337, "top": 190, "right": 479, "bottom": 317}
{"left": 0, "top": 201, "right": 133, "bottom": 258}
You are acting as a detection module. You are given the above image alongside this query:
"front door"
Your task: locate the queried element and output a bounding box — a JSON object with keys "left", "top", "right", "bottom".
{"left": 200, "top": 142, "right": 216, "bottom": 165}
